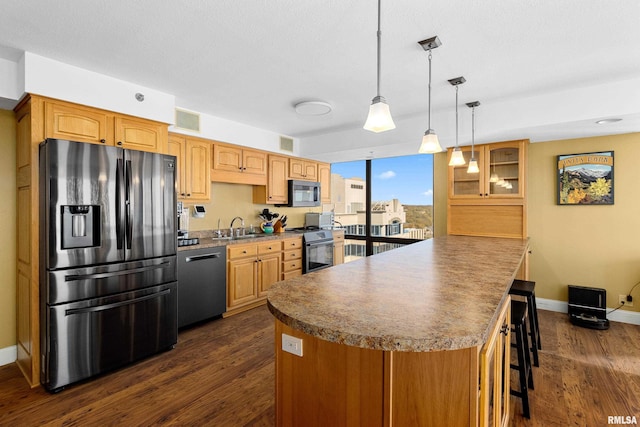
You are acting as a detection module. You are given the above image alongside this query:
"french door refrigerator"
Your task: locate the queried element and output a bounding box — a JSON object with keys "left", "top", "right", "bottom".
{"left": 39, "top": 138, "right": 178, "bottom": 392}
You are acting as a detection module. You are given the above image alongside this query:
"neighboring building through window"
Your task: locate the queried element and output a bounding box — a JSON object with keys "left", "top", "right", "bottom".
{"left": 329, "top": 155, "right": 434, "bottom": 263}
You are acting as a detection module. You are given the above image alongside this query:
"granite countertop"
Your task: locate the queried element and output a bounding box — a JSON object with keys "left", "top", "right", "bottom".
{"left": 177, "top": 229, "right": 308, "bottom": 251}
{"left": 267, "top": 235, "right": 529, "bottom": 352}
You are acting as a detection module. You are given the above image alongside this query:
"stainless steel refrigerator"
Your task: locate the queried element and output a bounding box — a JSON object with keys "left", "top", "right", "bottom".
{"left": 39, "top": 138, "right": 178, "bottom": 392}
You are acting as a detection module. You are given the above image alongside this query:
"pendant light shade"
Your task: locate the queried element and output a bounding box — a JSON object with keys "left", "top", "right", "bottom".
{"left": 364, "top": 96, "right": 395, "bottom": 132}
{"left": 419, "top": 129, "right": 442, "bottom": 153}
{"left": 448, "top": 76, "right": 466, "bottom": 166}
{"left": 449, "top": 148, "right": 466, "bottom": 166}
{"left": 417, "top": 36, "right": 442, "bottom": 153}
{"left": 466, "top": 101, "right": 480, "bottom": 174}
{"left": 364, "top": 0, "right": 395, "bottom": 133}
{"left": 467, "top": 159, "right": 480, "bottom": 173}
{"left": 489, "top": 173, "right": 499, "bottom": 183}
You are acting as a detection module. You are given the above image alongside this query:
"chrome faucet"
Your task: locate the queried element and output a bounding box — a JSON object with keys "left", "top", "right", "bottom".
{"left": 230, "top": 216, "right": 245, "bottom": 237}
{"left": 214, "top": 218, "right": 223, "bottom": 238}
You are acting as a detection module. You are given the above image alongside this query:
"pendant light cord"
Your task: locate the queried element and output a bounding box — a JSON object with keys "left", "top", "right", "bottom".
{"left": 376, "top": 0, "right": 382, "bottom": 97}
{"left": 428, "top": 50, "right": 432, "bottom": 129}
{"left": 471, "top": 105, "right": 475, "bottom": 152}
{"left": 455, "top": 85, "right": 459, "bottom": 148}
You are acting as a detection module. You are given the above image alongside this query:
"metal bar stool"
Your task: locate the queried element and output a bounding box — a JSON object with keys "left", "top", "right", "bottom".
{"left": 510, "top": 279, "right": 541, "bottom": 367}
{"left": 510, "top": 300, "right": 534, "bottom": 419}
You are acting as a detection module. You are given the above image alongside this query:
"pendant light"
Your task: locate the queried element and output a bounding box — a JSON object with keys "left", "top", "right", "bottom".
{"left": 363, "top": 0, "right": 395, "bottom": 133}
{"left": 448, "top": 76, "right": 466, "bottom": 166}
{"left": 417, "top": 36, "right": 442, "bottom": 153}
{"left": 465, "top": 101, "right": 480, "bottom": 173}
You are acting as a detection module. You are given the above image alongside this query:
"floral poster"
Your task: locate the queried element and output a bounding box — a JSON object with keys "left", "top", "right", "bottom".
{"left": 557, "top": 151, "right": 614, "bottom": 205}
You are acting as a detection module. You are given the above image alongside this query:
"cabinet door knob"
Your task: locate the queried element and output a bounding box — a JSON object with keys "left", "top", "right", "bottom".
{"left": 242, "top": 250, "right": 247, "bottom": 254}
{"left": 100, "top": 139, "right": 106, "bottom": 144}
{"left": 187, "top": 193, "right": 191, "bottom": 197}
{"left": 181, "top": 193, "right": 186, "bottom": 196}
{"left": 117, "top": 141, "right": 123, "bottom": 146}
{"left": 485, "top": 193, "right": 488, "bottom": 197}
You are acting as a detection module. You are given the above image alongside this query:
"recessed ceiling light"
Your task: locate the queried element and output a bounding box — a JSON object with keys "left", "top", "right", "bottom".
{"left": 596, "top": 118, "right": 622, "bottom": 125}
{"left": 294, "top": 101, "right": 332, "bottom": 116}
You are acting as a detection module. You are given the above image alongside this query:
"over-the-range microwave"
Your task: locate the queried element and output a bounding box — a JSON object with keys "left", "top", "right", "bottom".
{"left": 287, "top": 180, "right": 321, "bottom": 207}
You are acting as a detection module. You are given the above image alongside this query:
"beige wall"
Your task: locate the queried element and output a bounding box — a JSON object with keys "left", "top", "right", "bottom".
{"left": 183, "top": 182, "right": 320, "bottom": 232}
{"left": 528, "top": 133, "right": 640, "bottom": 312}
{"left": 0, "top": 110, "right": 17, "bottom": 349}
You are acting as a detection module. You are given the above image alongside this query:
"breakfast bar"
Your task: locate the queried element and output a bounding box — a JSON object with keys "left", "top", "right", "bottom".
{"left": 267, "top": 235, "right": 530, "bottom": 427}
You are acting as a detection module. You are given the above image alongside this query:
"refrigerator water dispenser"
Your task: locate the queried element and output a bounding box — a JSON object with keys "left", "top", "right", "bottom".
{"left": 61, "top": 205, "right": 100, "bottom": 249}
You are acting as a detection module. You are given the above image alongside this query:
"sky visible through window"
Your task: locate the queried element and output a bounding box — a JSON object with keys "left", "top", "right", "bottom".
{"left": 331, "top": 154, "right": 434, "bottom": 205}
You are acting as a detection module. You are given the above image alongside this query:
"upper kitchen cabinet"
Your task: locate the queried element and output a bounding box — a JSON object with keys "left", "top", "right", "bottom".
{"left": 211, "top": 143, "right": 267, "bottom": 185}
{"left": 447, "top": 139, "right": 529, "bottom": 239}
{"left": 44, "top": 98, "right": 168, "bottom": 152}
{"left": 289, "top": 158, "right": 317, "bottom": 181}
{"left": 114, "top": 115, "right": 168, "bottom": 153}
{"left": 448, "top": 140, "right": 527, "bottom": 200}
{"left": 253, "top": 154, "right": 289, "bottom": 205}
{"left": 318, "top": 162, "right": 331, "bottom": 204}
{"left": 45, "top": 100, "right": 112, "bottom": 145}
{"left": 168, "top": 134, "right": 211, "bottom": 201}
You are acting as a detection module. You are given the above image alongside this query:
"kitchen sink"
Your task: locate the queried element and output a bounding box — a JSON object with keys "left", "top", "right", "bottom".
{"left": 211, "top": 234, "right": 260, "bottom": 242}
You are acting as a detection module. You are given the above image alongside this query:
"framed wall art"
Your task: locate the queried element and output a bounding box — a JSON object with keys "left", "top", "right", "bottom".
{"left": 557, "top": 151, "right": 614, "bottom": 205}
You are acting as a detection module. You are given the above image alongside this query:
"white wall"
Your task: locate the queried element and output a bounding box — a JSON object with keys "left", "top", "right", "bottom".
{"left": 23, "top": 53, "right": 175, "bottom": 123}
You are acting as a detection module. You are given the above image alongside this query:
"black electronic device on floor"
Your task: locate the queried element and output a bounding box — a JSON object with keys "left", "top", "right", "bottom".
{"left": 568, "top": 285, "right": 609, "bottom": 330}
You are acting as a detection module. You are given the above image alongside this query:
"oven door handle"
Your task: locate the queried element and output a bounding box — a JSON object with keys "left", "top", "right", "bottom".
{"left": 65, "top": 289, "right": 171, "bottom": 316}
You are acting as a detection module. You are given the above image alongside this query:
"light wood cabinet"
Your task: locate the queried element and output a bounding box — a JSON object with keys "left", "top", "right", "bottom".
{"left": 226, "top": 241, "right": 281, "bottom": 315}
{"left": 275, "top": 297, "right": 511, "bottom": 427}
{"left": 318, "top": 162, "right": 331, "bottom": 204}
{"left": 282, "top": 237, "right": 303, "bottom": 280}
{"left": 289, "top": 158, "right": 317, "bottom": 181}
{"left": 479, "top": 297, "right": 511, "bottom": 427}
{"left": 44, "top": 99, "right": 167, "bottom": 152}
{"left": 114, "top": 115, "right": 167, "bottom": 153}
{"left": 253, "top": 154, "right": 289, "bottom": 205}
{"left": 45, "top": 101, "right": 112, "bottom": 144}
{"left": 332, "top": 230, "right": 344, "bottom": 265}
{"left": 448, "top": 140, "right": 526, "bottom": 200}
{"left": 168, "top": 134, "right": 211, "bottom": 201}
{"left": 212, "top": 143, "right": 267, "bottom": 185}
{"left": 14, "top": 95, "right": 169, "bottom": 387}
{"left": 447, "top": 139, "right": 528, "bottom": 239}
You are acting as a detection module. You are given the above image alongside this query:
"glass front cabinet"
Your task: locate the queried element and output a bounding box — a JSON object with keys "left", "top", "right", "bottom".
{"left": 448, "top": 140, "right": 527, "bottom": 200}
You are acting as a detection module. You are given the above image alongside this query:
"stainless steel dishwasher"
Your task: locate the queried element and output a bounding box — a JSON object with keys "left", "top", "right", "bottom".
{"left": 177, "top": 246, "right": 227, "bottom": 328}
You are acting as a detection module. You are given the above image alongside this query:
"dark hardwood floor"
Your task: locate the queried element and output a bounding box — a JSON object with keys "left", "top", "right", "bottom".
{"left": 0, "top": 307, "right": 638, "bottom": 426}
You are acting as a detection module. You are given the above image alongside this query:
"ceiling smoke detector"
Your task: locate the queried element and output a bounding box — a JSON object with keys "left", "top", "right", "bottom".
{"left": 294, "top": 101, "right": 332, "bottom": 116}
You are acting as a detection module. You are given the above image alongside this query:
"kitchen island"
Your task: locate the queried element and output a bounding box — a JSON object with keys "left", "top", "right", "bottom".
{"left": 267, "top": 235, "right": 529, "bottom": 427}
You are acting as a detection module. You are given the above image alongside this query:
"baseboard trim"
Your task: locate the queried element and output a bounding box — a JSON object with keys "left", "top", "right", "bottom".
{"left": 0, "top": 345, "right": 17, "bottom": 367}
{"left": 537, "top": 297, "right": 640, "bottom": 326}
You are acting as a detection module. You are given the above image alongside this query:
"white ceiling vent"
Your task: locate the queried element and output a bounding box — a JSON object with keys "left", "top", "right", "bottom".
{"left": 280, "top": 136, "right": 294, "bottom": 153}
{"left": 175, "top": 108, "right": 200, "bottom": 132}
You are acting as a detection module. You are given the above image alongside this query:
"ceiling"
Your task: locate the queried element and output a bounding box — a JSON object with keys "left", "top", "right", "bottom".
{"left": 1, "top": 0, "right": 639, "bottom": 161}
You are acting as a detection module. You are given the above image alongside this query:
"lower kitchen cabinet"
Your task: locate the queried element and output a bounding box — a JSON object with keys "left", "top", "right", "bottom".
{"left": 226, "top": 241, "right": 281, "bottom": 316}
{"left": 282, "top": 237, "right": 303, "bottom": 280}
{"left": 479, "top": 297, "right": 511, "bottom": 427}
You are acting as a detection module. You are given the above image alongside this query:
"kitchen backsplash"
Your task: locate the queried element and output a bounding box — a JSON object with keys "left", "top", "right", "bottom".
{"left": 183, "top": 182, "right": 322, "bottom": 231}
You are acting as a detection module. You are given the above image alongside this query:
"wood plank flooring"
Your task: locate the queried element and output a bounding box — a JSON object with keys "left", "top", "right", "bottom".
{"left": 0, "top": 307, "right": 638, "bottom": 426}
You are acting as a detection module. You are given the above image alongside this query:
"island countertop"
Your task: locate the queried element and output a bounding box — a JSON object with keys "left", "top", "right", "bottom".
{"left": 267, "top": 235, "right": 529, "bottom": 352}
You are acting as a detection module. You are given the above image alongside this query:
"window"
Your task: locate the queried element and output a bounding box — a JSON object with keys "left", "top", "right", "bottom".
{"left": 331, "top": 154, "right": 434, "bottom": 263}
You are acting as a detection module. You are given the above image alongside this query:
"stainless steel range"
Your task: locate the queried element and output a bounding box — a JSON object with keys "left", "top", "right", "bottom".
{"left": 302, "top": 230, "right": 334, "bottom": 273}
{"left": 39, "top": 139, "right": 178, "bottom": 392}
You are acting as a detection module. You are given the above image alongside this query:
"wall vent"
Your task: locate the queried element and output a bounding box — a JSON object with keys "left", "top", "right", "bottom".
{"left": 175, "top": 108, "right": 200, "bottom": 132}
{"left": 280, "top": 136, "right": 294, "bottom": 152}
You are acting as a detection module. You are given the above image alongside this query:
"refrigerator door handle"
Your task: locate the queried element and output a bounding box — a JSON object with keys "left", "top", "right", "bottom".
{"left": 65, "top": 289, "right": 171, "bottom": 316}
{"left": 63, "top": 261, "right": 172, "bottom": 282}
{"left": 125, "top": 160, "right": 133, "bottom": 250}
{"left": 116, "top": 158, "right": 125, "bottom": 250}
